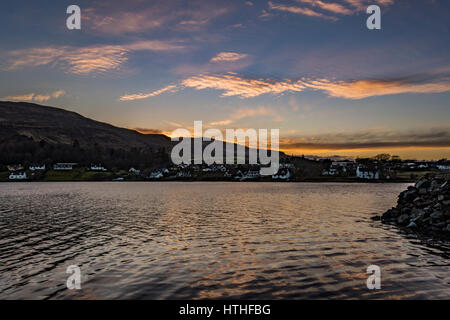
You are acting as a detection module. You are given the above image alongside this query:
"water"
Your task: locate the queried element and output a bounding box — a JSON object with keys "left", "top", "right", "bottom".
{"left": 0, "top": 182, "right": 448, "bottom": 300}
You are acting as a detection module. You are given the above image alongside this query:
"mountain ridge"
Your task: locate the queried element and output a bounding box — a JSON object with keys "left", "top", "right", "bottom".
{"left": 0, "top": 101, "right": 173, "bottom": 150}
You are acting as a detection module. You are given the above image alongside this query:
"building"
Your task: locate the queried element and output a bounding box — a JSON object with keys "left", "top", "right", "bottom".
{"left": 90, "top": 165, "right": 107, "bottom": 171}
{"left": 272, "top": 169, "right": 291, "bottom": 180}
{"left": 129, "top": 168, "right": 141, "bottom": 175}
{"left": 53, "top": 163, "right": 77, "bottom": 171}
{"left": 356, "top": 165, "right": 380, "bottom": 180}
{"left": 29, "top": 165, "right": 46, "bottom": 171}
{"left": 149, "top": 168, "right": 168, "bottom": 179}
{"left": 243, "top": 170, "right": 260, "bottom": 179}
{"left": 322, "top": 161, "right": 356, "bottom": 176}
{"left": 9, "top": 172, "right": 28, "bottom": 180}
{"left": 437, "top": 164, "right": 450, "bottom": 171}
{"left": 7, "top": 164, "right": 24, "bottom": 172}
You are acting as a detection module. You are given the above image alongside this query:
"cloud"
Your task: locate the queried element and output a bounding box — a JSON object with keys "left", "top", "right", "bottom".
{"left": 133, "top": 128, "right": 165, "bottom": 135}
{"left": 298, "top": 0, "right": 352, "bottom": 15}
{"left": 304, "top": 76, "right": 450, "bottom": 99}
{"left": 4, "top": 41, "right": 184, "bottom": 75}
{"left": 269, "top": 0, "right": 395, "bottom": 21}
{"left": 182, "top": 73, "right": 306, "bottom": 98}
{"left": 120, "top": 70, "right": 450, "bottom": 101}
{"left": 119, "top": 85, "right": 178, "bottom": 101}
{"left": 3, "top": 90, "right": 66, "bottom": 102}
{"left": 210, "top": 52, "right": 249, "bottom": 62}
{"left": 343, "top": 0, "right": 394, "bottom": 10}
{"left": 268, "top": 1, "right": 333, "bottom": 20}
{"left": 83, "top": 0, "right": 231, "bottom": 35}
{"left": 210, "top": 106, "right": 282, "bottom": 126}
{"left": 181, "top": 71, "right": 450, "bottom": 99}
{"left": 279, "top": 127, "right": 450, "bottom": 151}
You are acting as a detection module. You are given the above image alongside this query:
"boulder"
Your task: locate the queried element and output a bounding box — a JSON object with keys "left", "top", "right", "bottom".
{"left": 407, "top": 221, "right": 417, "bottom": 228}
{"left": 397, "top": 214, "right": 410, "bottom": 225}
{"left": 381, "top": 176, "right": 450, "bottom": 240}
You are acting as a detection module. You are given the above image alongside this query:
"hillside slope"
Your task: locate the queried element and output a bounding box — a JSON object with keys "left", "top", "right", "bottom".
{"left": 0, "top": 101, "right": 172, "bottom": 150}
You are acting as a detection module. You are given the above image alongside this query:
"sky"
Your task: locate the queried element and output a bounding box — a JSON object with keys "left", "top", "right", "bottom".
{"left": 0, "top": 0, "right": 449, "bottom": 160}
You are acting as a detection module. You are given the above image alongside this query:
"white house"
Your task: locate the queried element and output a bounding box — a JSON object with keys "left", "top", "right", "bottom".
{"left": 272, "top": 170, "right": 291, "bottom": 180}
{"left": 29, "top": 165, "right": 45, "bottom": 171}
{"left": 7, "top": 164, "right": 24, "bottom": 172}
{"left": 150, "top": 172, "right": 164, "bottom": 179}
{"left": 9, "top": 172, "right": 28, "bottom": 180}
{"left": 243, "top": 170, "right": 260, "bottom": 179}
{"left": 356, "top": 165, "right": 380, "bottom": 180}
{"left": 53, "top": 163, "right": 77, "bottom": 171}
{"left": 129, "top": 168, "right": 141, "bottom": 175}
{"left": 90, "top": 165, "right": 107, "bottom": 171}
{"left": 149, "top": 168, "right": 168, "bottom": 179}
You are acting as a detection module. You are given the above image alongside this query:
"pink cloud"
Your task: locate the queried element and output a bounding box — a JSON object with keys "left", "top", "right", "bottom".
{"left": 210, "top": 52, "right": 249, "bottom": 62}
{"left": 119, "top": 85, "right": 178, "bottom": 101}
{"left": 5, "top": 41, "right": 184, "bottom": 75}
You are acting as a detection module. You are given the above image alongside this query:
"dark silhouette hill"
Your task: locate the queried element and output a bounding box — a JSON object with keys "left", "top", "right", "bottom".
{"left": 0, "top": 101, "right": 172, "bottom": 150}
{"left": 0, "top": 101, "right": 283, "bottom": 170}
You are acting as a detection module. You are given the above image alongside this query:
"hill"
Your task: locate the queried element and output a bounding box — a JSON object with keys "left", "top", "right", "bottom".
{"left": 0, "top": 101, "right": 172, "bottom": 150}
{"left": 0, "top": 101, "right": 282, "bottom": 171}
{"left": 0, "top": 101, "right": 172, "bottom": 169}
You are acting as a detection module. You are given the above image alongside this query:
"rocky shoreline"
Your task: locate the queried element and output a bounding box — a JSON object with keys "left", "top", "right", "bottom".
{"left": 378, "top": 174, "right": 450, "bottom": 240}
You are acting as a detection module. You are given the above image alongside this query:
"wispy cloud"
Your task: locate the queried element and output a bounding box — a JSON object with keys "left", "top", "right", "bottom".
{"left": 279, "top": 127, "right": 450, "bottom": 151}
{"left": 298, "top": 0, "right": 352, "bottom": 15}
{"left": 4, "top": 41, "right": 184, "bottom": 75}
{"left": 210, "top": 52, "right": 249, "bottom": 62}
{"left": 343, "top": 0, "right": 394, "bottom": 10}
{"left": 120, "top": 70, "right": 450, "bottom": 101}
{"left": 304, "top": 76, "right": 450, "bottom": 99}
{"left": 181, "top": 72, "right": 450, "bottom": 99}
{"left": 268, "top": 1, "right": 333, "bottom": 20}
{"left": 182, "top": 73, "right": 306, "bottom": 98}
{"left": 132, "top": 128, "right": 166, "bottom": 135}
{"left": 3, "top": 90, "right": 66, "bottom": 102}
{"left": 210, "top": 106, "right": 279, "bottom": 126}
{"left": 269, "top": 0, "right": 395, "bottom": 21}
{"left": 84, "top": 0, "right": 231, "bottom": 34}
{"left": 119, "top": 85, "right": 178, "bottom": 101}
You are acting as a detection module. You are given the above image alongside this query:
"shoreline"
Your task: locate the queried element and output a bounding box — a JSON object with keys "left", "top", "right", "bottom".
{"left": 0, "top": 179, "right": 415, "bottom": 183}
{"left": 378, "top": 175, "right": 450, "bottom": 241}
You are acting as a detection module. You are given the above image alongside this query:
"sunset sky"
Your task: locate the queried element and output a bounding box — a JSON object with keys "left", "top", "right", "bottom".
{"left": 1, "top": 0, "right": 449, "bottom": 159}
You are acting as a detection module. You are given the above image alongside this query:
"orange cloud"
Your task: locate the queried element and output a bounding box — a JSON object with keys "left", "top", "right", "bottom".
{"left": 119, "top": 85, "right": 178, "bottom": 101}
{"left": 182, "top": 73, "right": 306, "bottom": 98}
{"left": 304, "top": 78, "right": 450, "bottom": 99}
{"left": 279, "top": 127, "right": 450, "bottom": 152}
{"left": 268, "top": 1, "right": 333, "bottom": 20}
{"left": 270, "top": 0, "right": 395, "bottom": 21}
{"left": 210, "top": 52, "right": 249, "bottom": 62}
{"left": 5, "top": 41, "right": 184, "bottom": 75}
{"left": 298, "top": 0, "right": 352, "bottom": 15}
{"left": 181, "top": 72, "right": 450, "bottom": 99}
{"left": 3, "top": 90, "right": 66, "bottom": 102}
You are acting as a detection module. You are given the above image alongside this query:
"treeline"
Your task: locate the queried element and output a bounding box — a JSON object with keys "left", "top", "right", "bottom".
{"left": 0, "top": 135, "right": 171, "bottom": 170}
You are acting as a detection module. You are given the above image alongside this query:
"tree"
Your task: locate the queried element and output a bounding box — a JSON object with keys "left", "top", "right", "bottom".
{"left": 374, "top": 153, "right": 391, "bottom": 161}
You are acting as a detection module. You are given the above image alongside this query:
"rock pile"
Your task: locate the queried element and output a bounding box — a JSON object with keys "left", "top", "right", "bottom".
{"left": 381, "top": 175, "right": 450, "bottom": 239}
